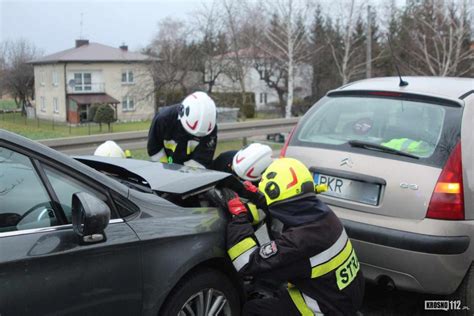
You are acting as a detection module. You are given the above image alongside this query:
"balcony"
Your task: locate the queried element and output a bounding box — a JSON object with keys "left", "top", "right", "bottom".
{"left": 67, "top": 83, "right": 105, "bottom": 94}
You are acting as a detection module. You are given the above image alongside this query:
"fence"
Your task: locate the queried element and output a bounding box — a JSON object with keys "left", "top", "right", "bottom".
{"left": 39, "top": 117, "right": 299, "bottom": 155}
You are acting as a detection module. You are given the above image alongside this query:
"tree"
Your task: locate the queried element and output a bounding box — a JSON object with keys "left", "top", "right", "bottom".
{"left": 193, "top": 1, "right": 230, "bottom": 93}
{"left": 309, "top": 6, "right": 340, "bottom": 100}
{"left": 399, "top": 0, "right": 472, "bottom": 76}
{"left": 93, "top": 104, "right": 116, "bottom": 132}
{"left": 256, "top": 0, "right": 312, "bottom": 118}
{"left": 1, "top": 39, "right": 41, "bottom": 115}
{"left": 220, "top": 0, "right": 255, "bottom": 110}
{"left": 145, "top": 17, "right": 200, "bottom": 111}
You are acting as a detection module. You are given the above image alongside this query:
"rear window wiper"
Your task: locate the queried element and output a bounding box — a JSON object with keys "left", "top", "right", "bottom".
{"left": 348, "top": 140, "right": 420, "bottom": 159}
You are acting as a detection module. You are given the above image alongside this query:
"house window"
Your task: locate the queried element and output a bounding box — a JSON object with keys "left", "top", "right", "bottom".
{"left": 122, "top": 96, "right": 135, "bottom": 111}
{"left": 40, "top": 70, "right": 45, "bottom": 86}
{"left": 74, "top": 72, "right": 92, "bottom": 91}
{"left": 40, "top": 97, "right": 46, "bottom": 112}
{"left": 53, "top": 97, "right": 59, "bottom": 113}
{"left": 259, "top": 92, "right": 267, "bottom": 105}
{"left": 52, "top": 71, "right": 59, "bottom": 86}
{"left": 122, "top": 70, "right": 134, "bottom": 84}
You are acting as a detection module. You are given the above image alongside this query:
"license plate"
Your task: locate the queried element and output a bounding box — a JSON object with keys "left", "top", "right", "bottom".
{"left": 314, "top": 173, "right": 381, "bottom": 206}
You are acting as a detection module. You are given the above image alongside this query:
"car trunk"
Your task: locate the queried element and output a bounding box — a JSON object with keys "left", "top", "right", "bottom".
{"left": 285, "top": 93, "right": 464, "bottom": 221}
{"left": 286, "top": 146, "right": 442, "bottom": 220}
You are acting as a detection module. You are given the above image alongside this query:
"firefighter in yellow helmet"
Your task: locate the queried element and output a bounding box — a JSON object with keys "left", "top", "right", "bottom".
{"left": 225, "top": 158, "right": 364, "bottom": 315}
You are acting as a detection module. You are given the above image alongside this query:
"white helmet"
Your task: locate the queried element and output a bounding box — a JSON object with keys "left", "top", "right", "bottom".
{"left": 179, "top": 91, "right": 217, "bottom": 137}
{"left": 232, "top": 143, "right": 273, "bottom": 181}
{"left": 94, "top": 140, "right": 126, "bottom": 158}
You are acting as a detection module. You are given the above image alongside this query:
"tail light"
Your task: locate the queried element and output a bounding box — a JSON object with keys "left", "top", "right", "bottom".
{"left": 426, "top": 141, "right": 464, "bottom": 220}
{"left": 280, "top": 126, "right": 296, "bottom": 157}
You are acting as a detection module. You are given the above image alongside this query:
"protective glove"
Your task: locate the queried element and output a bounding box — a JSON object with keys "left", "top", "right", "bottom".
{"left": 243, "top": 181, "right": 258, "bottom": 193}
{"left": 227, "top": 196, "right": 248, "bottom": 216}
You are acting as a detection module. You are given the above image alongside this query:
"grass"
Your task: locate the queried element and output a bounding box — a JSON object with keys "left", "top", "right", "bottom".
{"left": 0, "top": 111, "right": 152, "bottom": 140}
{"left": 0, "top": 110, "right": 282, "bottom": 140}
{"left": 130, "top": 140, "right": 283, "bottom": 161}
{"left": 0, "top": 99, "right": 18, "bottom": 111}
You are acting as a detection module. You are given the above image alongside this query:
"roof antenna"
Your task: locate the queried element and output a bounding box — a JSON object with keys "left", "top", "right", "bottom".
{"left": 79, "top": 12, "right": 84, "bottom": 39}
{"left": 387, "top": 36, "right": 408, "bottom": 87}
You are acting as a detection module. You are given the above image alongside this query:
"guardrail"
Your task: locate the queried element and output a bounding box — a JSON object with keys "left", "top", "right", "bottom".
{"left": 38, "top": 117, "right": 299, "bottom": 155}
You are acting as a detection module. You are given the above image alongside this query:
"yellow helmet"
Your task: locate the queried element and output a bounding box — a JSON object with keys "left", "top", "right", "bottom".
{"left": 258, "top": 158, "right": 314, "bottom": 206}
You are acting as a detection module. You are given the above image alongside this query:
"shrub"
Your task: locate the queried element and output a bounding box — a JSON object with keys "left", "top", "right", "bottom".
{"left": 88, "top": 104, "right": 100, "bottom": 121}
{"left": 94, "top": 104, "right": 116, "bottom": 131}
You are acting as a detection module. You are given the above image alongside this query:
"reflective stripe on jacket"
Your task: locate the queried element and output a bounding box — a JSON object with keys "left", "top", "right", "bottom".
{"left": 226, "top": 204, "right": 364, "bottom": 315}
{"left": 382, "top": 138, "right": 430, "bottom": 156}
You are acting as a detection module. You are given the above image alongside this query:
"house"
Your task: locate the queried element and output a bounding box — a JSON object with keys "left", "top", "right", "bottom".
{"left": 31, "top": 40, "right": 155, "bottom": 124}
{"left": 209, "top": 48, "right": 313, "bottom": 110}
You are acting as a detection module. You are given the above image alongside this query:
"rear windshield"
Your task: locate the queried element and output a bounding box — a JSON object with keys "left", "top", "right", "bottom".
{"left": 293, "top": 95, "right": 462, "bottom": 167}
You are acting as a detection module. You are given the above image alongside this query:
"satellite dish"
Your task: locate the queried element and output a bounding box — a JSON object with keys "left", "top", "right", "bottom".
{"left": 68, "top": 79, "right": 76, "bottom": 88}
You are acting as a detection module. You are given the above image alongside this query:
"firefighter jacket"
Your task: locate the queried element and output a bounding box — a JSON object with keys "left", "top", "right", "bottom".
{"left": 147, "top": 104, "right": 218, "bottom": 168}
{"left": 226, "top": 194, "right": 365, "bottom": 315}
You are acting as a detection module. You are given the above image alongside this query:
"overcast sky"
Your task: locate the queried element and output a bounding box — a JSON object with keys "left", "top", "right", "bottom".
{"left": 1, "top": 0, "right": 430, "bottom": 56}
{"left": 1, "top": 0, "right": 212, "bottom": 55}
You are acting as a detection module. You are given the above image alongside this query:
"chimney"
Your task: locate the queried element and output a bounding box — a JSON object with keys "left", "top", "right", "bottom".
{"left": 119, "top": 44, "right": 128, "bottom": 51}
{"left": 75, "top": 39, "right": 89, "bottom": 48}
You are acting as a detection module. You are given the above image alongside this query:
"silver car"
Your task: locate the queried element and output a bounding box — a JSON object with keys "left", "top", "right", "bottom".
{"left": 282, "top": 77, "right": 473, "bottom": 312}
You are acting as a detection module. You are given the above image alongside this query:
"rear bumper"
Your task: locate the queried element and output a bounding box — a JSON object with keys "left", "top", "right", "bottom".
{"left": 342, "top": 219, "right": 470, "bottom": 255}
{"left": 332, "top": 211, "right": 474, "bottom": 295}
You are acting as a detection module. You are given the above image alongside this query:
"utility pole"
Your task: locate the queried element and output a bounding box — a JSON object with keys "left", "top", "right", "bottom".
{"left": 366, "top": 5, "right": 372, "bottom": 78}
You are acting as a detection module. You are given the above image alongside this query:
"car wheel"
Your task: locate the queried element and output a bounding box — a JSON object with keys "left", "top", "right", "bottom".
{"left": 160, "top": 268, "right": 241, "bottom": 316}
{"left": 451, "top": 264, "right": 473, "bottom": 315}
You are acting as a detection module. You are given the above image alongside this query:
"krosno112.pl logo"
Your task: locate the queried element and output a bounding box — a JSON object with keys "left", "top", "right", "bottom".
{"left": 425, "top": 300, "right": 469, "bottom": 311}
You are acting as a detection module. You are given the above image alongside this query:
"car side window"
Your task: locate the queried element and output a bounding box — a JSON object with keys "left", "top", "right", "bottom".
{"left": 0, "top": 147, "right": 58, "bottom": 232}
{"left": 42, "top": 165, "right": 114, "bottom": 222}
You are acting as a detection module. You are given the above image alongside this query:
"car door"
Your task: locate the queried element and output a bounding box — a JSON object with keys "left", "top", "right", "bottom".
{"left": 0, "top": 145, "right": 142, "bottom": 316}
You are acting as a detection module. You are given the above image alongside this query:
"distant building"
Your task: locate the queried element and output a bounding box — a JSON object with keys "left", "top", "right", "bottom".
{"left": 209, "top": 48, "right": 313, "bottom": 110}
{"left": 31, "top": 40, "right": 155, "bottom": 124}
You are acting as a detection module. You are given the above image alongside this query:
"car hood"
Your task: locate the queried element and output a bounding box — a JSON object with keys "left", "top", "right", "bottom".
{"left": 74, "top": 156, "right": 231, "bottom": 194}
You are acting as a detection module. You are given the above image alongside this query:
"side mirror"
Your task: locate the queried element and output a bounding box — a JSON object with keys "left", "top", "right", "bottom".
{"left": 72, "top": 192, "right": 110, "bottom": 243}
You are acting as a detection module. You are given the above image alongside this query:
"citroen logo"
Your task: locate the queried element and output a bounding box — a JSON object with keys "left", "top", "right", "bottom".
{"left": 340, "top": 158, "right": 354, "bottom": 168}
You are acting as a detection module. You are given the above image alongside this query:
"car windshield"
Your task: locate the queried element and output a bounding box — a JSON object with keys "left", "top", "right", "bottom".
{"left": 297, "top": 96, "right": 447, "bottom": 159}
{"left": 293, "top": 94, "right": 463, "bottom": 167}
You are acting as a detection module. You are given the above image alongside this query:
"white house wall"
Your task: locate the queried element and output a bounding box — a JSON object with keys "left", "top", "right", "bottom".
{"left": 34, "top": 62, "right": 155, "bottom": 123}
{"left": 212, "top": 63, "right": 313, "bottom": 111}
{"left": 34, "top": 64, "right": 67, "bottom": 121}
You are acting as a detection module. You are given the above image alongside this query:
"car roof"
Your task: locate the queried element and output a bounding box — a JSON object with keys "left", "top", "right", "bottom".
{"left": 0, "top": 129, "right": 128, "bottom": 196}
{"left": 335, "top": 77, "right": 473, "bottom": 102}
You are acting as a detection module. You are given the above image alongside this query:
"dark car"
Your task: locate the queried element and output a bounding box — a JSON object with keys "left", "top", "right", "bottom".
{"left": 0, "top": 129, "right": 243, "bottom": 316}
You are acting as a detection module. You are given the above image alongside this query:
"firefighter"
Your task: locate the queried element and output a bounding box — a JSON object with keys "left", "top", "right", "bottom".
{"left": 94, "top": 140, "right": 127, "bottom": 158}
{"left": 147, "top": 91, "right": 217, "bottom": 168}
{"left": 225, "top": 158, "right": 365, "bottom": 315}
{"left": 211, "top": 143, "right": 273, "bottom": 210}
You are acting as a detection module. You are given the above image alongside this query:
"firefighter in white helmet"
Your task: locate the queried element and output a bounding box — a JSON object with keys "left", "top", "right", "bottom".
{"left": 147, "top": 91, "right": 217, "bottom": 168}
{"left": 211, "top": 143, "right": 273, "bottom": 226}
{"left": 94, "top": 140, "right": 127, "bottom": 158}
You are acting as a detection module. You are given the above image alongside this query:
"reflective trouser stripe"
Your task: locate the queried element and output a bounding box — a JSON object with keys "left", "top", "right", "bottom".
{"left": 288, "top": 287, "right": 323, "bottom": 316}
{"left": 302, "top": 293, "right": 323, "bottom": 315}
{"left": 311, "top": 239, "right": 353, "bottom": 279}
{"left": 310, "top": 230, "right": 348, "bottom": 267}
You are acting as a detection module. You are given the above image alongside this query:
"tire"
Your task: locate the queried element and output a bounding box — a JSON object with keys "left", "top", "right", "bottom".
{"left": 159, "top": 268, "right": 241, "bottom": 316}
{"left": 450, "top": 264, "right": 474, "bottom": 315}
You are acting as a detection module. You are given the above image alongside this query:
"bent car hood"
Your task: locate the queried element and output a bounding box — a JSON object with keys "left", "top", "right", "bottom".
{"left": 75, "top": 156, "right": 231, "bottom": 194}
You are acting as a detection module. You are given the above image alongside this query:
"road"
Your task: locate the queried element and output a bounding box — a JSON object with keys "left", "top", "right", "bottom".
{"left": 361, "top": 283, "right": 473, "bottom": 316}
